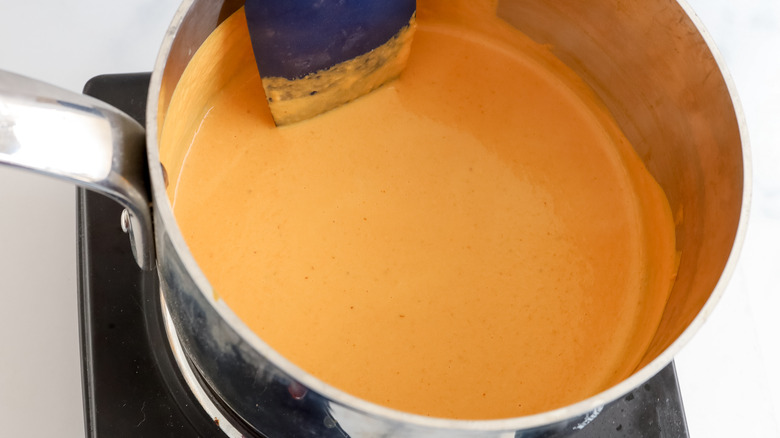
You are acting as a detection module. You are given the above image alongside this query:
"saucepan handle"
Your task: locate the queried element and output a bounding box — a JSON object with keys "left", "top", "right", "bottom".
{"left": 0, "top": 69, "right": 154, "bottom": 270}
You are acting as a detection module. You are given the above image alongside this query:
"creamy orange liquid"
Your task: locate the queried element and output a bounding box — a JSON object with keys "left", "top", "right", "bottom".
{"left": 160, "top": 1, "right": 677, "bottom": 420}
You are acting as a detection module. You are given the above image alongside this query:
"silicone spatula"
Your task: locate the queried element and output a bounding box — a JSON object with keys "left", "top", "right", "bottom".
{"left": 244, "top": 0, "right": 416, "bottom": 125}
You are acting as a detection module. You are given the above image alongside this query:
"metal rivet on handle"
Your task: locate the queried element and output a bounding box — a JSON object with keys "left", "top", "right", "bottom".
{"left": 120, "top": 209, "right": 131, "bottom": 233}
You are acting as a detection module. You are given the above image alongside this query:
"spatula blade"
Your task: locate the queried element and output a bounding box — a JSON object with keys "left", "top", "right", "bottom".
{"left": 245, "top": 0, "right": 416, "bottom": 125}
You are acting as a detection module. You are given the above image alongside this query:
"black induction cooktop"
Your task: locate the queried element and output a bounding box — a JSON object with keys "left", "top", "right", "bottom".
{"left": 76, "top": 73, "right": 690, "bottom": 438}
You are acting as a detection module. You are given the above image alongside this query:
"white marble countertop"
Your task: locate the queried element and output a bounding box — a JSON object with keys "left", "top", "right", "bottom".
{"left": 0, "top": 1, "right": 778, "bottom": 436}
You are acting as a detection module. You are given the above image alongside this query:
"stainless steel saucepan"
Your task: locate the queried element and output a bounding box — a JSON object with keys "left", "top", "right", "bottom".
{"left": 0, "top": 0, "right": 749, "bottom": 436}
